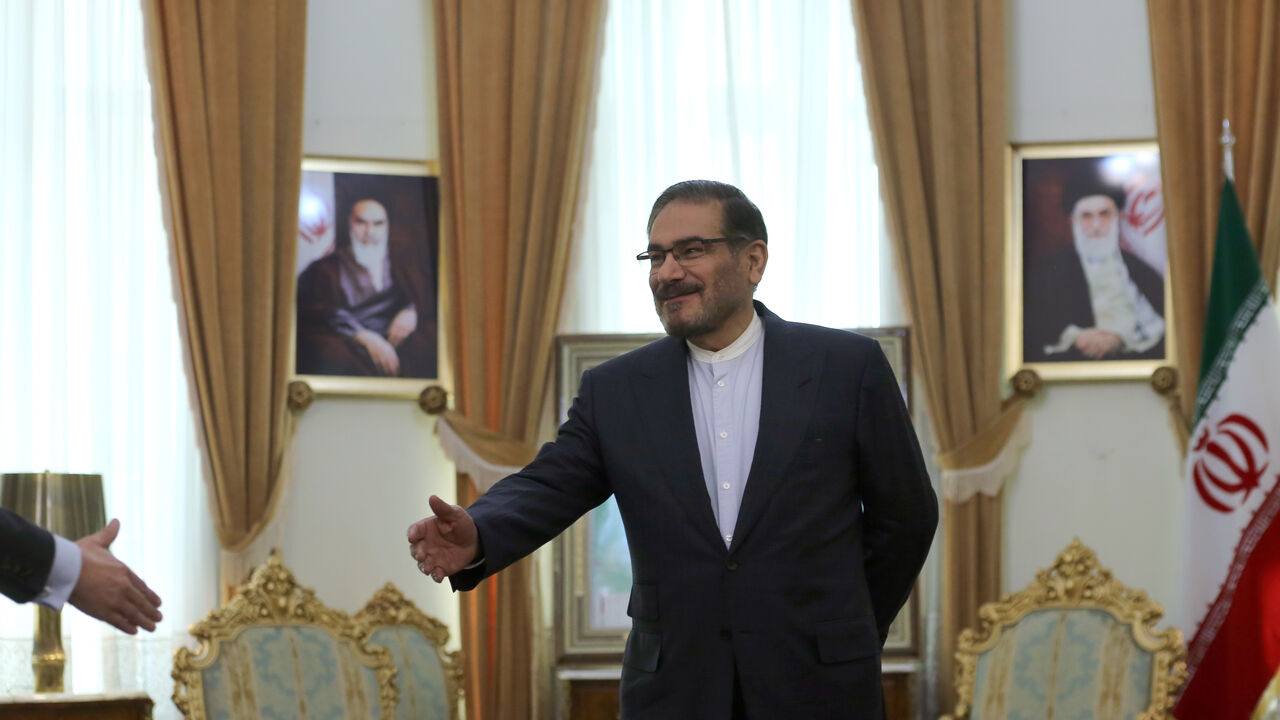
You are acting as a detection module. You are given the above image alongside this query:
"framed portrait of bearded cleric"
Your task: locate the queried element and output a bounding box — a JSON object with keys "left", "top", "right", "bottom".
{"left": 552, "top": 327, "right": 920, "bottom": 662}
{"left": 1006, "top": 141, "right": 1173, "bottom": 382}
{"left": 292, "top": 158, "right": 440, "bottom": 398}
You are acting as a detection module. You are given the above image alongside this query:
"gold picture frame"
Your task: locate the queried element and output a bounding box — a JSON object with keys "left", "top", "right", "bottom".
{"left": 1005, "top": 141, "right": 1174, "bottom": 382}
{"left": 291, "top": 157, "right": 441, "bottom": 398}
{"left": 553, "top": 327, "right": 920, "bottom": 662}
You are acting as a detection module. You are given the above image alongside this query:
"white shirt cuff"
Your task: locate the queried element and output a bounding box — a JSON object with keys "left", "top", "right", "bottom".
{"left": 35, "top": 535, "right": 82, "bottom": 611}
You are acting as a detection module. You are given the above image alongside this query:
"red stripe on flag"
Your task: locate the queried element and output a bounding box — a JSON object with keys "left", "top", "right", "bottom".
{"left": 1177, "top": 477, "right": 1280, "bottom": 719}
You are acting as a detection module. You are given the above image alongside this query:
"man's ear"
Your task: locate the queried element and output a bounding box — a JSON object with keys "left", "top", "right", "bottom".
{"left": 744, "top": 240, "right": 768, "bottom": 285}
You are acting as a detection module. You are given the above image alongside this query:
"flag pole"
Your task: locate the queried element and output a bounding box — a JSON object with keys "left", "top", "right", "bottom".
{"left": 1220, "top": 119, "right": 1236, "bottom": 182}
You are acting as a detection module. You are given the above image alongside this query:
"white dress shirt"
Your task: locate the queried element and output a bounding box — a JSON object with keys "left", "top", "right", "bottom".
{"left": 687, "top": 312, "right": 765, "bottom": 548}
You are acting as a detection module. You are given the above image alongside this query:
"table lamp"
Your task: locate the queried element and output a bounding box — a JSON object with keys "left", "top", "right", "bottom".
{"left": 1, "top": 471, "right": 106, "bottom": 693}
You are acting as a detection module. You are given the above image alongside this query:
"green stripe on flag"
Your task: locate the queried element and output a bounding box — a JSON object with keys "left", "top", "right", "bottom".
{"left": 1194, "top": 179, "right": 1269, "bottom": 424}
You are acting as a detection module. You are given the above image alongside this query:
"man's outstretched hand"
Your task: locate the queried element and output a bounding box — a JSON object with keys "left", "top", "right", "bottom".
{"left": 69, "top": 519, "right": 163, "bottom": 634}
{"left": 407, "top": 495, "right": 479, "bottom": 584}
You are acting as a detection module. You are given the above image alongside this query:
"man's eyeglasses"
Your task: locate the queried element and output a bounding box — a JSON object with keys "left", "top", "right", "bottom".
{"left": 636, "top": 237, "right": 737, "bottom": 272}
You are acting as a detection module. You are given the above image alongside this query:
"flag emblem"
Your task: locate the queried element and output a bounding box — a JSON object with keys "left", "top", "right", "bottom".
{"left": 1191, "top": 413, "right": 1271, "bottom": 513}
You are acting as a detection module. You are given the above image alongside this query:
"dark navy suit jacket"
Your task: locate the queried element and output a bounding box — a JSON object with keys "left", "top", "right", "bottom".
{"left": 452, "top": 303, "right": 937, "bottom": 718}
{"left": 0, "top": 508, "right": 56, "bottom": 603}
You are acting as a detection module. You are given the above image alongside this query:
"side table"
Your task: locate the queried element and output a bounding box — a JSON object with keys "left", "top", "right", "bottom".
{"left": 0, "top": 691, "right": 154, "bottom": 719}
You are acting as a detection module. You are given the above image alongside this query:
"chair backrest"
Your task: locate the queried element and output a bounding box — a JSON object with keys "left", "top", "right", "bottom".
{"left": 355, "top": 583, "right": 464, "bottom": 720}
{"left": 946, "top": 539, "right": 1187, "bottom": 720}
{"left": 172, "top": 553, "right": 398, "bottom": 720}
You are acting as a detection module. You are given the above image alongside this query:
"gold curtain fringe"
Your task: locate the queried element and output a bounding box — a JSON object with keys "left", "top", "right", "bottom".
{"left": 938, "top": 402, "right": 1030, "bottom": 502}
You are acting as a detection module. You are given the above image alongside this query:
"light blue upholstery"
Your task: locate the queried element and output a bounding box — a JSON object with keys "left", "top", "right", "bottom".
{"left": 357, "top": 583, "right": 462, "bottom": 720}
{"left": 969, "top": 610, "right": 1156, "bottom": 720}
{"left": 199, "top": 626, "right": 383, "bottom": 720}
{"left": 369, "top": 626, "right": 452, "bottom": 720}
{"left": 172, "top": 554, "right": 399, "bottom": 720}
{"left": 946, "top": 541, "right": 1186, "bottom": 720}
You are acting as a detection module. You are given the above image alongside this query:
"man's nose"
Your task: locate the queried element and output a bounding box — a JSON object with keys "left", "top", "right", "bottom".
{"left": 655, "top": 253, "right": 685, "bottom": 283}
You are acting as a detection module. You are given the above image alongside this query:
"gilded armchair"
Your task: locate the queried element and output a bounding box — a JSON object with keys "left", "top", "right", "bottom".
{"left": 172, "top": 553, "right": 398, "bottom": 719}
{"left": 356, "top": 583, "right": 465, "bottom": 720}
{"left": 943, "top": 539, "right": 1186, "bottom": 720}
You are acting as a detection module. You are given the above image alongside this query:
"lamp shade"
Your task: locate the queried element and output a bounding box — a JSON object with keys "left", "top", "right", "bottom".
{"left": 1, "top": 471, "right": 106, "bottom": 541}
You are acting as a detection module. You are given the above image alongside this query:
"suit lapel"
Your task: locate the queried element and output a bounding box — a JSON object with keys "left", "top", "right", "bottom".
{"left": 730, "top": 304, "right": 821, "bottom": 553}
{"left": 632, "top": 335, "right": 725, "bottom": 552}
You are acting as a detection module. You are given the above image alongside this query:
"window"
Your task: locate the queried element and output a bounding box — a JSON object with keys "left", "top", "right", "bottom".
{"left": 0, "top": 1, "right": 217, "bottom": 713}
{"left": 562, "top": 0, "right": 886, "bottom": 334}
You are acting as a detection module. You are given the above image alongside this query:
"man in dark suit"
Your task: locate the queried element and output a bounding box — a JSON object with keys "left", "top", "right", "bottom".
{"left": 1, "top": 509, "right": 163, "bottom": 634}
{"left": 408, "top": 180, "right": 937, "bottom": 718}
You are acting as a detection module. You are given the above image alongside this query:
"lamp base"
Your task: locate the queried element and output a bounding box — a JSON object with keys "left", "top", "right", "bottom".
{"left": 33, "top": 606, "right": 66, "bottom": 693}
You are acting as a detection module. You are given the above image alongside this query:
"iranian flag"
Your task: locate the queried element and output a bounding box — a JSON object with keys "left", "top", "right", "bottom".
{"left": 1175, "top": 178, "right": 1280, "bottom": 719}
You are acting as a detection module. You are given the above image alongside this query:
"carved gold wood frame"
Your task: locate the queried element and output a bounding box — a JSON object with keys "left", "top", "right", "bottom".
{"left": 553, "top": 328, "right": 921, "bottom": 661}
{"left": 171, "top": 552, "right": 399, "bottom": 720}
{"left": 355, "top": 582, "right": 465, "bottom": 720}
{"left": 1005, "top": 141, "right": 1175, "bottom": 382}
{"left": 290, "top": 157, "right": 444, "bottom": 400}
{"left": 943, "top": 539, "right": 1187, "bottom": 720}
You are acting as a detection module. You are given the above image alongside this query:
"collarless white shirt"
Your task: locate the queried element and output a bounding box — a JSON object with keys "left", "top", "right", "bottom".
{"left": 686, "top": 312, "right": 765, "bottom": 548}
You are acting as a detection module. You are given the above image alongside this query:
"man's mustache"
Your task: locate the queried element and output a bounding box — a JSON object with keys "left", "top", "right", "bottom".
{"left": 655, "top": 282, "right": 702, "bottom": 301}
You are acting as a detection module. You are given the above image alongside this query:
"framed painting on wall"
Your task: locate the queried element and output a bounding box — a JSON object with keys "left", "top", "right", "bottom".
{"left": 1006, "top": 141, "right": 1172, "bottom": 381}
{"left": 292, "top": 157, "right": 441, "bottom": 398}
{"left": 553, "top": 327, "right": 920, "bottom": 662}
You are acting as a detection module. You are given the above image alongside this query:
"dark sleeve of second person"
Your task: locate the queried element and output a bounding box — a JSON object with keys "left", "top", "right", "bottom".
{"left": 0, "top": 508, "right": 56, "bottom": 604}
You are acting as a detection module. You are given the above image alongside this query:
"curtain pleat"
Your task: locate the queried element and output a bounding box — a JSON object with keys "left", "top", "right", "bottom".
{"left": 850, "top": 0, "right": 1012, "bottom": 711}
{"left": 1148, "top": 0, "right": 1280, "bottom": 432}
{"left": 141, "top": 0, "right": 307, "bottom": 581}
{"left": 433, "top": 1, "right": 605, "bottom": 717}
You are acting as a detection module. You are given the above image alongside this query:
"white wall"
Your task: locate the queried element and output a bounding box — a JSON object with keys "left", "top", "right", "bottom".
{"left": 1005, "top": 0, "right": 1184, "bottom": 623}
{"left": 281, "top": 0, "right": 460, "bottom": 643}
{"left": 302, "top": 0, "right": 439, "bottom": 161}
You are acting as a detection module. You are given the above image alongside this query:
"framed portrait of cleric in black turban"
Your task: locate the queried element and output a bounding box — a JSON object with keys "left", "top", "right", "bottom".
{"left": 552, "top": 327, "right": 921, "bottom": 664}
{"left": 292, "top": 158, "right": 440, "bottom": 397}
{"left": 1006, "top": 142, "right": 1173, "bottom": 381}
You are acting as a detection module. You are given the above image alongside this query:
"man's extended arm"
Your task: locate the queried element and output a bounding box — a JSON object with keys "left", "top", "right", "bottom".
{"left": 408, "top": 367, "right": 613, "bottom": 590}
{"left": 1, "top": 511, "right": 163, "bottom": 634}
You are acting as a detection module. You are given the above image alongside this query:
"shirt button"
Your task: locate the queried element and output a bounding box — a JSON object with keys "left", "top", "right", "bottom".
{"left": 719, "top": 431, "right": 728, "bottom": 439}
{"left": 722, "top": 482, "right": 731, "bottom": 490}
{"left": 725, "top": 534, "right": 733, "bottom": 542}
{"left": 717, "top": 380, "right": 726, "bottom": 387}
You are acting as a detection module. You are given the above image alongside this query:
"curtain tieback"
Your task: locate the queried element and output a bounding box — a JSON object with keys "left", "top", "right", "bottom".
{"left": 937, "top": 400, "right": 1030, "bottom": 502}
{"left": 437, "top": 411, "right": 536, "bottom": 494}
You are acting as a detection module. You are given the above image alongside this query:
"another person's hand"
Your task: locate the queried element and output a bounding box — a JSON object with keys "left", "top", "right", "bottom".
{"left": 355, "top": 329, "right": 401, "bottom": 375}
{"left": 388, "top": 307, "right": 418, "bottom": 347}
{"left": 407, "top": 495, "right": 479, "bottom": 583}
{"left": 1074, "top": 328, "right": 1124, "bottom": 359}
{"left": 68, "top": 519, "right": 163, "bottom": 635}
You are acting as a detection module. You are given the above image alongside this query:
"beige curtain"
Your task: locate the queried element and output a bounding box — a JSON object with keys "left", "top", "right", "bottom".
{"left": 142, "top": 0, "right": 307, "bottom": 586}
{"left": 433, "top": 0, "right": 605, "bottom": 717}
{"left": 850, "top": 0, "right": 1015, "bottom": 711}
{"left": 1148, "top": 0, "right": 1280, "bottom": 431}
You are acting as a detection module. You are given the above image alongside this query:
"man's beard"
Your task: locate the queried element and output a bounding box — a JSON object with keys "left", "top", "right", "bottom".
{"left": 652, "top": 276, "right": 741, "bottom": 339}
{"left": 352, "top": 241, "right": 388, "bottom": 286}
{"left": 1072, "top": 219, "right": 1121, "bottom": 263}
